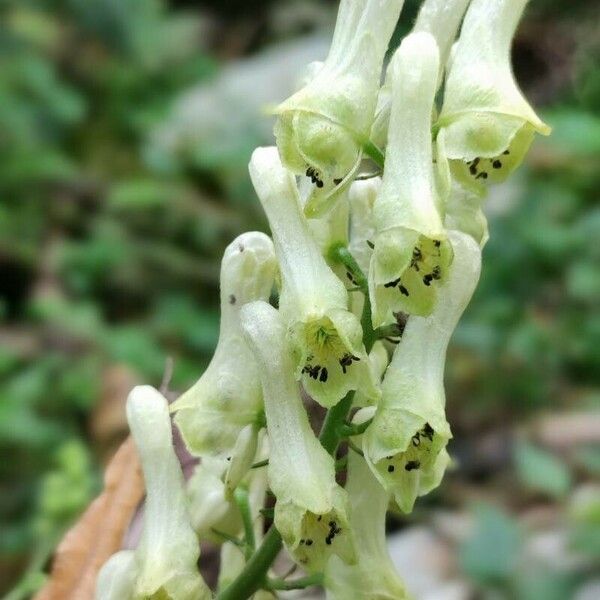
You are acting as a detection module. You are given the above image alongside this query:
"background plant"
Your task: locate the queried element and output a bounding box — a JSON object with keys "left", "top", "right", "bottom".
{"left": 0, "top": 0, "right": 598, "bottom": 598}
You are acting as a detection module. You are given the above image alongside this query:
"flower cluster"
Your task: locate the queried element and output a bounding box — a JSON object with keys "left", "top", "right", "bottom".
{"left": 97, "top": 0, "right": 548, "bottom": 598}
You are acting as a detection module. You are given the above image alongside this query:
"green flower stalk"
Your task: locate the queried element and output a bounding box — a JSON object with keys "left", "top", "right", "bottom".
{"left": 364, "top": 230, "right": 481, "bottom": 513}
{"left": 172, "top": 231, "right": 277, "bottom": 460}
{"left": 249, "top": 146, "right": 378, "bottom": 408}
{"left": 437, "top": 0, "right": 550, "bottom": 189}
{"left": 240, "top": 300, "right": 356, "bottom": 572}
{"left": 96, "top": 386, "right": 210, "bottom": 600}
{"left": 274, "top": 0, "right": 405, "bottom": 216}
{"left": 325, "top": 434, "right": 408, "bottom": 599}
{"left": 369, "top": 32, "right": 453, "bottom": 328}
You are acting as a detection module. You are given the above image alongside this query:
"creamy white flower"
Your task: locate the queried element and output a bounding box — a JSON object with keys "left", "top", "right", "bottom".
{"left": 437, "top": 0, "right": 550, "bottom": 189}
{"left": 353, "top": 341, "right": 389, "bottom": 408}
{"left": 298, "top": 172, "right": 350, "bottom": 271}
{"left": 364, "top": 231, "right": 481, "bottom": 513}
{"left": 371, "top": 0, "right": 471, "bottom": 146}
{"left": 96, "top": 551, "right": 137, "bottom": 600}
{"left": 172, "top": 231, "right": 276, "bottom": 461}
{"left": 217, "top": 445, "right": 272, "bottom": 597}
{"left": 348, "top": 177, "right": 381, "bottom": 276}
{"left": 444, "top": 177, "right": 489, "bottom": 247}
{"left": 240, "top": 301, "right": 356, "bottom": 572}
{"left": 186, "top": 457, "right": 242, "bottom": 542}
{"left": 97, "top": 386, "right": 210, "bottom": 600}
{"left": 369, "top": 32, "right": 453, "bottom": 328}
{"left": 326, "top": 429, "right": 408, "bottom": 599}
{"left": 413, "top": 0, "right": 472, "bottom": 81}
{"left": 274, "top": 0, "right": 405, "bottom": 216}
{"left": 249, "top": 146, "right": 378, "bottom": 408}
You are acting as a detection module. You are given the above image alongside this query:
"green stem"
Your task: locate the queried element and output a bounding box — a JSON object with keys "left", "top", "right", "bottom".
{"left": 335, "top": 455, "right": 348, "bottom": 471}
{"left": 374, "top": 323, "right": 403, "bottom": 340}
{"left": 362, "top": 140, "right": 385, "bottom": 169}
{"left": 318, "top": 391, "right": 355, "bottom": 455}
{"left": 211, "top": 528, "right": 244, "bottom": 548}
{"left": 338, "top": 417, "right": 373, "bottom": 438}
{"left": 234, "top": 487, "right": 256, "bottom": 560}
{"left": 328, "top": 244, "right": 368, "bottom": 293}
{"left": 216, "top": 526, "right": 283, "bottom": 600}
{"left": 268, "top": 573, "right": 324, "bottom": 591}
{"left": 361, "top": 285, "right": 377, "bottom": 353}
{"left": 250, "top": 458, "right": 269, "bottom": 469}
{"left": 347, "top": 439, "right": 364, "bottom": 457}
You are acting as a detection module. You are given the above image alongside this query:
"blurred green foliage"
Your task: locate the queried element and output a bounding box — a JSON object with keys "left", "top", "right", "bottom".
{"left": 0, "top": 0, "right": 598, "bottom": 597}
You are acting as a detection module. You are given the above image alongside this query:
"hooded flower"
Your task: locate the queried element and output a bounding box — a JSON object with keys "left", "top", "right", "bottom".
{"left": 240, "top": 301, "right": 356, "bottom": 572}
{"left": 96, "top": 386, "right": 210, "bottom": 600}
{"left": 325, "top": 425, "right": 408, "bottom": 599}
{"left": 369, "top": 32, "right": 453, "bottom": 327}
{"left": 249, "top": 146, "right": 378, "bottom": 408}
{"left": 172, "top": 231, "right": 277, "bottom": 460}
{"left": 364, "top": 231, "right": 481, "bottom": 513}
{"left": 274, "top": 0, "right": 405, "bottom": 216}
{"left": 437, "top": 0, "right": 551, "bottom": 190}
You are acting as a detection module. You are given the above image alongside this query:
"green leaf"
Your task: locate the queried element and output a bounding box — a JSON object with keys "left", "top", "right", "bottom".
{"left": 514, "top": 568, "right": 576, "bottom": 600}
{"left": 514, "top": 440, "right": 572, "bottom": 499}
{"left": 540, "top": 109, "right": 600, "bottom": 156}
{"left": 460, "top": 504, "right": 521, "bottom": 584}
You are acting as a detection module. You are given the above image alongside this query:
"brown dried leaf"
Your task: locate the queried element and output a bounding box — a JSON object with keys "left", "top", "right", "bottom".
{"left": 34, "top": 437, "right": 144, "bottom": 600}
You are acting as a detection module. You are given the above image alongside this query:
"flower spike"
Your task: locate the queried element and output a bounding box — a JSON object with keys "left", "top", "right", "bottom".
{"left": 274, "top": 0, "right": 405, "bottom": 216}
{"left": 249, "top": 146, "right": 378, "bottom": 408}
{"left": 364, "top": 231, "right": 481, "bottom": 513}
{"left": 97, "top": 386, "right": 210, "bottom": 600}
{"left": 241, "top": 301, "right": 356, "bottom": 572}
{"left": 369, "top": 32, "right": 453, "bottom": 327}
{"left": 437, "top": 0, "right": 551, "bottom": 189}
{"left": 172, "top": 231, "right": 277, "bottom": 460}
